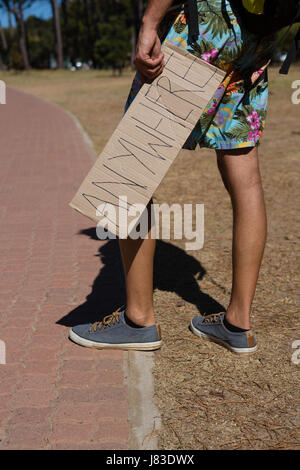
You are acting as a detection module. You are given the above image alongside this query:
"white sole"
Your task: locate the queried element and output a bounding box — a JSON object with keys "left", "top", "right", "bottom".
{"left": 190, "top": 321, "right": 258, "bottom": 355}
{"left": 69, "top": 329, "right": 162, "bottom": 351}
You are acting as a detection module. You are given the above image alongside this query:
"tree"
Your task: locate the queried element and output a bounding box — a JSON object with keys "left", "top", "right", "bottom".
{"left": 0, "top": 21, "right": 8, "bottom": 52}
{"left": 131, "top": 0, "right": 144, "bottom": 66}
{"left": 0, "top": 0, "right": 33, "bottom": 69}
{"left": 94, "top": 13, "right": 131, "bottom": 73}
{"left": 0, "top": 20, "right": 8, "bottom": 69}
{"left": 61, "top": 0, "right": 70, "bottom": 60}
{"left": 49, "top": 0, "right": 64, "bottom": 68}
{"left": 26, "top": 16, "right": 54, "bottom": 68}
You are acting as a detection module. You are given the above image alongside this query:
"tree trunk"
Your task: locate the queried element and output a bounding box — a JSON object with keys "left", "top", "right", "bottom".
{"left": 51, "top": 0, "right": 64, "bottom": 69}
{"left": 61, "top": 0, "right": 69, "bottom": 59}
{"left": 8, "top": 10, "right": 13, "bottom": 39}
{"left": 0, "top": 22, "right": 8, "bottom": 52}
{"left": 0, "top": 21, "right": 7, "bottom": 69}
{"left": 15, "top": 1, "right": 31, "bottom": 70}
{"left": 131, "top": 0, "right": 144, "bottom": 67}
{"left": 83, "top": 0, "right": 94, "bottom": 66}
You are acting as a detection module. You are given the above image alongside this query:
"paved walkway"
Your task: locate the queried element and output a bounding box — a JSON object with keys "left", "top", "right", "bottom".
{"left": 0, "top": 88, "right": 130, "bottom": 450}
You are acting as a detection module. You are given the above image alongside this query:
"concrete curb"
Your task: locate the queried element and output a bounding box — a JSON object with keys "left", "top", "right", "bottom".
{"left": 124, "top": 351, "right": 161, "bottom": 450}
{"left": 62, "top": 107, "right": 97, "bottom": 164}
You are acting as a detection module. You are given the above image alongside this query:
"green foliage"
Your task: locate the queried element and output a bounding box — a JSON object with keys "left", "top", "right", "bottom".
{"left": 3, "top": 0, "right": 297, "bottom": 71}
{"left": 173, "top": 19, "right": 187, "bottom": 35}
{"left": 61, "top": 0, "right": 133, "bottom": 69}
{"left": 1, "top": 0, "right": 135, "bottom": 70}
{"left": 26, "top": 16, "right": 54, "bottom": 68}
{"left": 7, "top": 40, "right": 24, "bottom": 69}
{"left": 94, "top": 16, "right": 131, "bottom": 71}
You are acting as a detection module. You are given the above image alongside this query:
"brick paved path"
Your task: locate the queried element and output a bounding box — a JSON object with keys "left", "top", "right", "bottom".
{"left": 0, "top": 88, "right": 129, "bottom": 450}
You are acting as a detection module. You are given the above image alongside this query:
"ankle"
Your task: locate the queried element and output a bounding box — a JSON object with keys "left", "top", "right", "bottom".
{"left": 225, "top": 305, "right": 251, "bottom": 330}
{"left": 125, "top": 306, "right": 156, "bottom": 327}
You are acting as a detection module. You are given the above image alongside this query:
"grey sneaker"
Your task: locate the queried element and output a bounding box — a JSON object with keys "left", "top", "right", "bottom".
{"left": 69, "top": 308, "right": 162, "bottom": 351}
{"left": 190, "top": 312, "right": 257, "bottom": 354}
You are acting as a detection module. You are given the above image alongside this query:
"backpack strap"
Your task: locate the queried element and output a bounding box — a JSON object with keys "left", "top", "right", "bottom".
{"left": 280, "top": 26, "right": 300, "bottom": 74}
{"left": 187, "top": 0, "right": 200, "bottom": 44}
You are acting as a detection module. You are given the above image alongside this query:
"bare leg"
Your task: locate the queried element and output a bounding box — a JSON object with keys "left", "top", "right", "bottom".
{"left": 216, "top": 147, "right": 267, "bottom": 330}
{"left": 118, "top": 200, "right": 156, "bottom": 327}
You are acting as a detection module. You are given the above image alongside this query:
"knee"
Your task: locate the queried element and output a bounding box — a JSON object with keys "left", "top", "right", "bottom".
{"left": 230, "top": 168, "right": 262, "bottom": 195}
{"left": 217, "top": 149, "right": 263, "bottom": 196}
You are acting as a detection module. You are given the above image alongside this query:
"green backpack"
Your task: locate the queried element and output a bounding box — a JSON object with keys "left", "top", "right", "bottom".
{"left": 184, "top": 0, "right": 300, "bottom": 74}
{"left": 228, "top": 0, "right": 300, "bottom": 73}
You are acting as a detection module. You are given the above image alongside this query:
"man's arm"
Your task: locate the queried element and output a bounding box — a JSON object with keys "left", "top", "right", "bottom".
{"left": 134, "top": 0, "right": 174, "bottom": 82}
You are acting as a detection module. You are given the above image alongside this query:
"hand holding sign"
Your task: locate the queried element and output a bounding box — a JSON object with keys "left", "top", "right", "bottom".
{"left": 134, "top": 25, "right": 165, "bottom": 83}
{"left": 70, "top": 44, "right": 226, "bottom": 238}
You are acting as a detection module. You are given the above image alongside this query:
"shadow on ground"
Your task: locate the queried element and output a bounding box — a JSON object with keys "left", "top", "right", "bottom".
{"left": 57, "top": 227, "right": 225, "bottom": 327}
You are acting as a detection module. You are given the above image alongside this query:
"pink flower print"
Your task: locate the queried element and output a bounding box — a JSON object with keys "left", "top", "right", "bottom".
{"left": 249, "top": 129, "right": 260, "bottom": 142}
{"left": 210, "top": 48, "right": 219, "bottom": 60}
{"left": 207, "top": 99, "right": 218, "bottom": 115}
{"left": 246, "top": 110, "right": 261, "bottom": 130}
{"left": 251, "top": 68, "right": 264, "bottom": 84}
{"left": 201, "top": 48, "right": 219, "bottom": 64}
{"left": 201, "top": 52, "right": 211, "bottom": 63}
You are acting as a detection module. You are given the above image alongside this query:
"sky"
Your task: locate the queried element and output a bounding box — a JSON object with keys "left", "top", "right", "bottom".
{"left": 0, "top": 0, "right": 59, "bottom": 27}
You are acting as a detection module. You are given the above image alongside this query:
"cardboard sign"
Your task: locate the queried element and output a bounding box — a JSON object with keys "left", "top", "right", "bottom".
{"left": 69, "top": 43, "right": 226, "bottom": 237}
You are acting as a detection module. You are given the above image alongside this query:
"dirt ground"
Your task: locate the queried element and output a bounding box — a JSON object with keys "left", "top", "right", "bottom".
{"left": 151, "top": 66, "right": 300, "bottom": 450}
{"left": 2, "top": 65, "right": 299, "bottom": 450}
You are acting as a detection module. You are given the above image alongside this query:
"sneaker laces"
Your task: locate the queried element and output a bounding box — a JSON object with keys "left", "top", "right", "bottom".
{"left": 89, "top": 307, "right": 123, "bottom": 333}
{"left": 203, "top": 312, "right": 225, "bottom": 324}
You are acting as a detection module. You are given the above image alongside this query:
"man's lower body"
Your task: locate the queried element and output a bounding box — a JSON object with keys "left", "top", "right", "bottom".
{"left": 70, "top": 0, "right": 270, "bottom": 354}
{"left": 70, "top": 145, "right": 266, "bottom": 354}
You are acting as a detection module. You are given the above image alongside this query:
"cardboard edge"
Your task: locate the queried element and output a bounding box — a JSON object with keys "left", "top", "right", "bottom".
{"left": 162, "top": 42, "right": 227, "bottom": 80}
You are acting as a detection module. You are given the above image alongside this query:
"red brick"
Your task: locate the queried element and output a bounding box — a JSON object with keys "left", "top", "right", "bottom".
{"left": 51, "top": 441, "right": 127, "bottom": 450}
{"left": 9, "top": 407, "right": 52, "bottom": 426}
{"left": 22, "top": 360, "right": 58, "bottom": 375}
{"left": 59, "top": 359, "right": 96, "bottom": 372}
{"left": 4, "top": 317, "right": 35, "bottom": 329}
{"left": 50, "top": 442, "right": 106, "bottom": 450}
{"left": 0, "top": 327, "right": 32, "bottom": 341}
{"left": 50, "top": 422, "right": 97, "bottom": 443}
{"left": 96, "top": 349, "right": 124, "bottom": 360}
{"left": 25, "top": 347, "right": 60, "bottom": 363}
{"left": 0, "top": 88, "right": 128, "bottom": 449}
{"left": 92, "top": 442, "right": 128, "bottom": 450}
{"left": 93, "top": 422, "right": 129, "bottom": 442}
{"left": 52, "top": 401, "right": 127, "bottom": 423}
{"left": 2, "top": 424, "right": 51, "bottom": 449}
{"left": 18, "top": 374, "right": 56, "bottom": 391}
{"left": 0, "top": 408, "right": 11, "bottom": 426}
{"left": 11, "top": 389, "right": 56, "bottom": 408}
{"left": 56, "top": 386, "right": 126, "bottom": 403}
{"left": 29, "top": 335, "right": 64, "bottom": 349}
{"left": 94, "top": 358, "right": 124, "bottom": 371}
{"left": 0, "top": 377, "right": 18, "bottom": 395}
{"left": 0, "top": 365, "right": 20, "bottom": 382}
{"left": 58, "top": 370, "right": 97, "bottom": 387}
{"left": 59, "top": 348, "right": 100, "bottom": 361}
